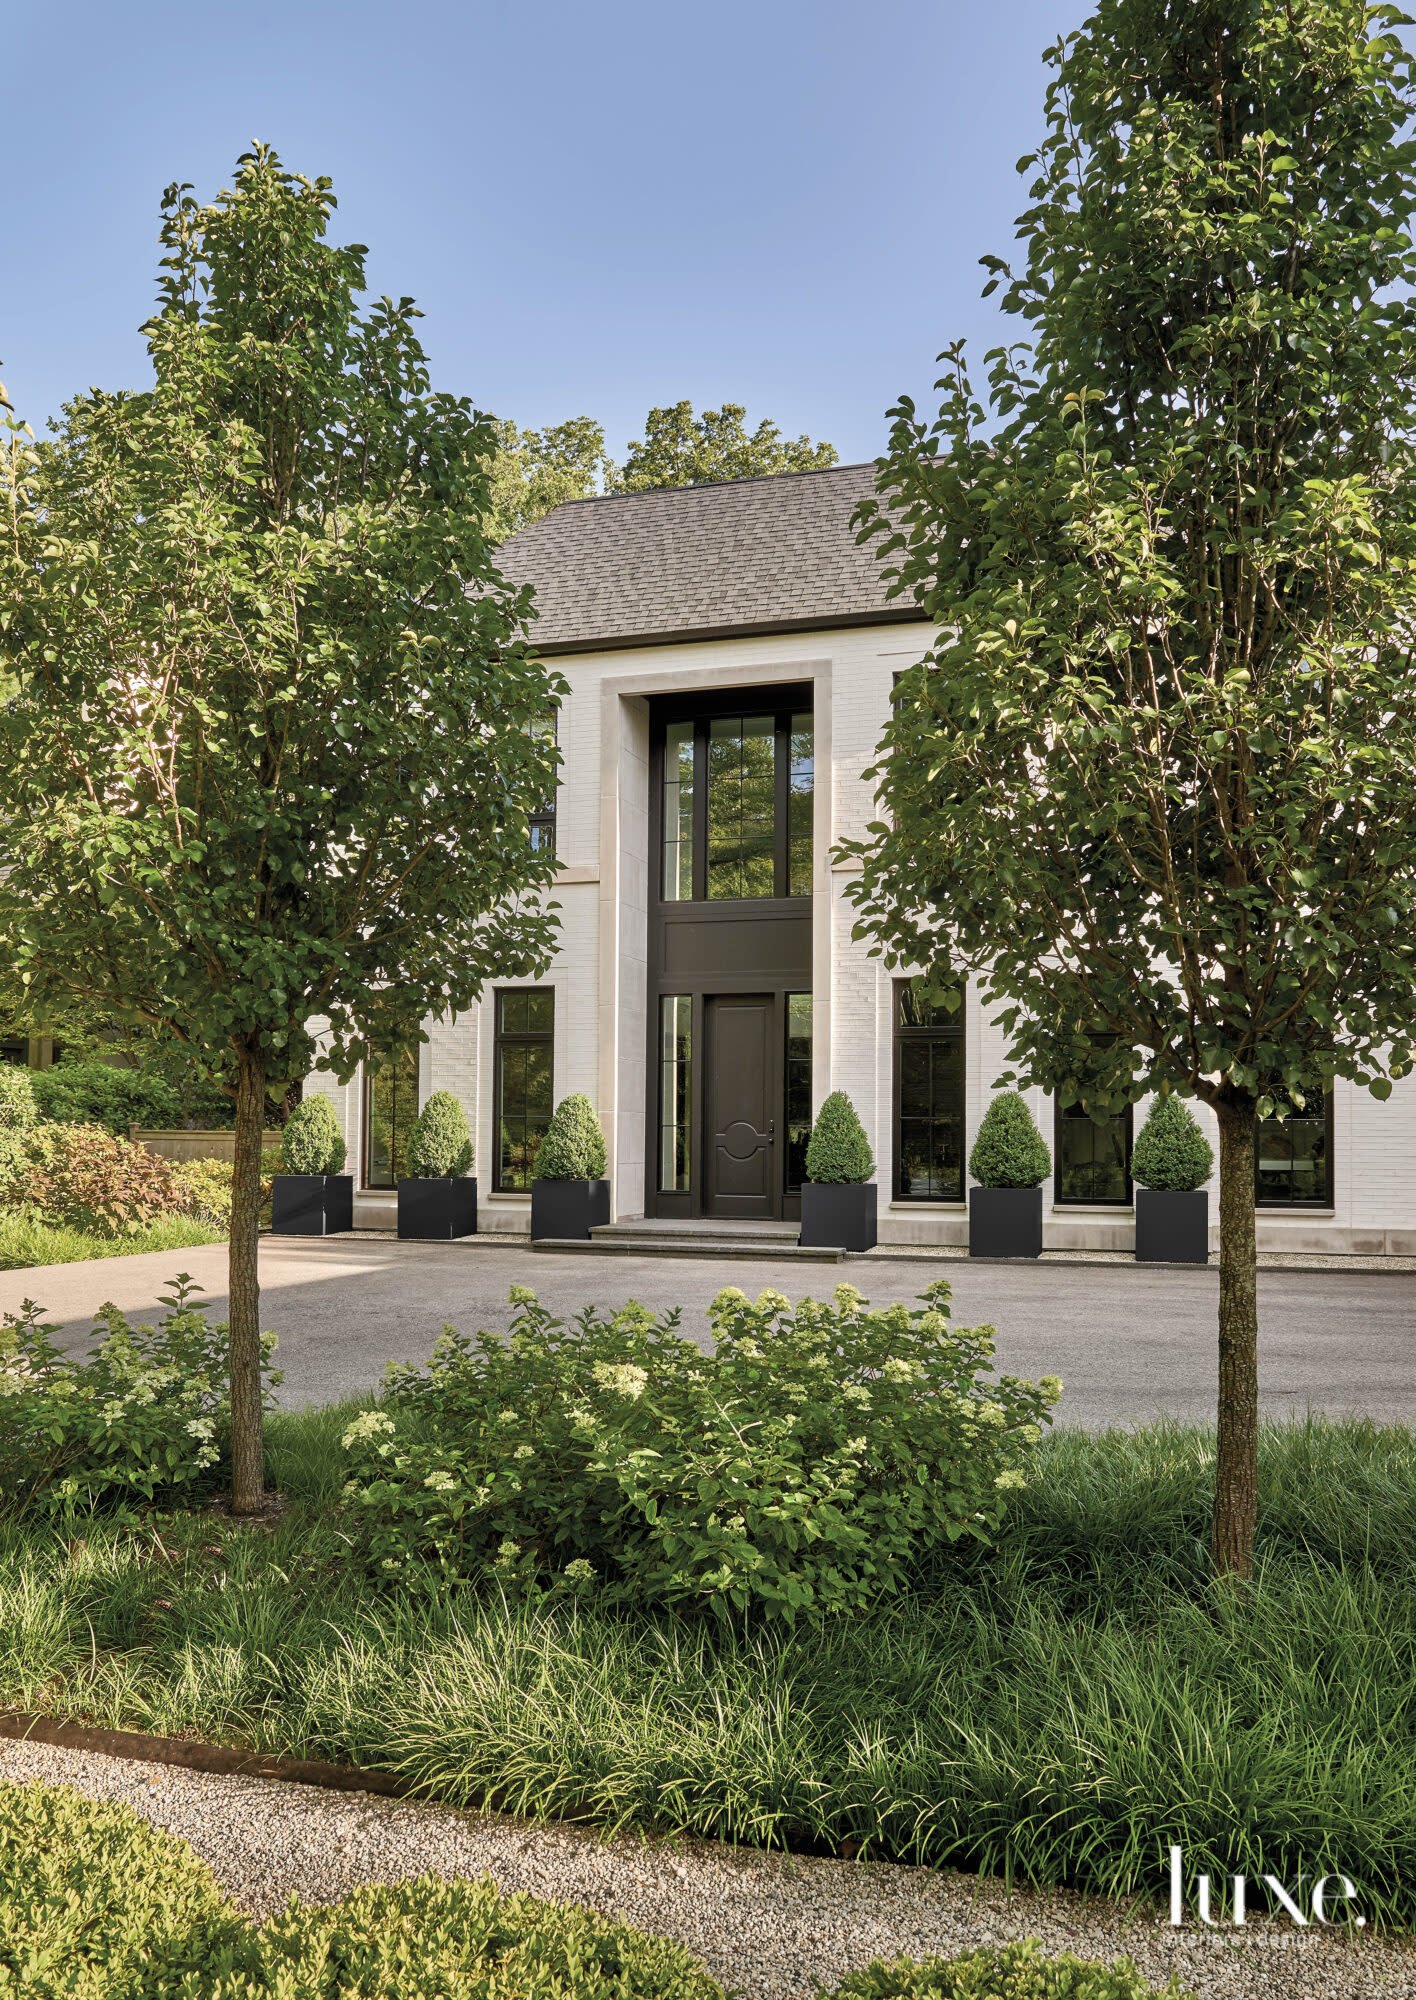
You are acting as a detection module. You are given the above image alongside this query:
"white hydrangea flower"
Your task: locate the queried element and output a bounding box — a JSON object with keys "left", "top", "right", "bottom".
{"left": 424, "top": 1469, "right": 457, "bottom": 1491}
{"left": 513, "top": 1445, "right": 535, "bottom": 1460}
{"left": 995, "top": 1469, "right": 1029, "bottom": 1491}
{"left": 342, "top": 1409, "right": 397, "bottom": 1449}
{"left": 591, "top": 1361, "right": 648, "bottom": 1400}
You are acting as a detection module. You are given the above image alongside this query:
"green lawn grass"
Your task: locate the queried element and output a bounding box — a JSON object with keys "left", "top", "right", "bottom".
{"left": 0, "top": 1213, "right": 227, "bottom": 1271}
{"left": 2, "top": 1412, "right": 1412, "bottom": 1926}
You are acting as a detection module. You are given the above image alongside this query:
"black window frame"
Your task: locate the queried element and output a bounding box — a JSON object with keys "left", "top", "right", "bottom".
{"left": 528, "top": 706, "right": 559, "bottom": 858}
{"left": 492, "top": 987, "right": 555, "bottom": 1193}
{"left": 652, "top": 689, "right": 814, "bottom": 906}
{"left": 1256, "top": 1086, "right": 1334, "bottom": 1208}
{"left": 784, "top": 992, "right": 813, "bottom": 1196}
{"left": 363, "top": 1047, "right": 420, "bottom": 1190}
{"left": 892, "top": 978, "right": 966, "bottom": 1204}
{"left": 1053, "top": 1095, "right": 1134, "bottom": 1207}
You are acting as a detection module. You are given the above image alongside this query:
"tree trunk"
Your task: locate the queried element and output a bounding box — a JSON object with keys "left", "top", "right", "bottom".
{"left": 229, "top": 1041, "right": 267, "bottom": 1514}
{"left": 1213, "top": 1098, "right": 1259, "bottom": 1577}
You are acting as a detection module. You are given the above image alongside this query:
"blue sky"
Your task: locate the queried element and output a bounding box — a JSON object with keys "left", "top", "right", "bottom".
{"left": 8, "top": 0, "right": 1093, "bottom": 465}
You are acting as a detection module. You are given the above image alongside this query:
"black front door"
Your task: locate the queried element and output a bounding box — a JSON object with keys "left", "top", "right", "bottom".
{"left": 705, "top": 994, "right": 777, "bottom": 1220}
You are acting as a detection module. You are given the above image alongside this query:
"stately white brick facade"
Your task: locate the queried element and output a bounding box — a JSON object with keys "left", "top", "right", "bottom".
{"left": 316, "top": 619, "right": 1416, "bottom": 1256}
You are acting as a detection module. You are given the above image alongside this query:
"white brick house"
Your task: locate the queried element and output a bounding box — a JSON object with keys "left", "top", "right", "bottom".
{"left": 310, "top": 463, "right": 1416, "bottom": 1256}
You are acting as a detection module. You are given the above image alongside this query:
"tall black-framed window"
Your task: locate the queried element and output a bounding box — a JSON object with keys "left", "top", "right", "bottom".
{"left": 656, "top": 700, "right": 812, "bottom": 903}
{"left": 365, "top": 1048, "right": 419, "bottom": 1189}
{"left": 1257, "top": 1086, "right": 1333, "bottom": 1207}
{"left": 893, "top": 979, "right": 965, "bottom": 1201}
{"left": 529, "top": 707, "right": 558, "bottom": 856}
{"left": 1054, "top": 1098, "right": 1133, "bottom": 1205}
{"left": 658, "top": 994, "right": 692, "bottom": 1194}
{"left": 784, "top": 994, "right": 813, "bottom": 1194}
{"left": 494, "top": 988, "right": 554, "bottom": 1192}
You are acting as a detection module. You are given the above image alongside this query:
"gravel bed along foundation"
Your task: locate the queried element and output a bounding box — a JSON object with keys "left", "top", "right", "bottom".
{"left": 3, "top": 1737, "right": 1412, "bottom": 2000}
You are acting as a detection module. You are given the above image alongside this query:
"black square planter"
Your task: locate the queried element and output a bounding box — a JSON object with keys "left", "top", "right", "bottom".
{"left": 800, "top": 1182, "right": 878, "bottom": 1252}
{"left": 531, "top": 1178, "right": 612, "bottom": 1241}
{"left": 398, "top": 1176, "right": 478, "bottom": 1241}
{"left": 1135, "top": 1187, "right": 1209, "bottom": 1264}
{"left": 271, "top": 1174, "right": 353, "bottom": 1236}
{"left": 969, "top": 1185, "right": 1043, "bottom": 1258}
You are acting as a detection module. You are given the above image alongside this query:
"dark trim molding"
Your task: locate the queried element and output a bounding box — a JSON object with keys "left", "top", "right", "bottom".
{"left": 531, "top": 610, "right": 933, "bottom": 657}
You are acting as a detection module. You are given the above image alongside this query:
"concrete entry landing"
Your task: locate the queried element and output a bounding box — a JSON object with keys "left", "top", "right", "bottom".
{"left": 531, "top": 1217, "right": 842, "bottom": 1261}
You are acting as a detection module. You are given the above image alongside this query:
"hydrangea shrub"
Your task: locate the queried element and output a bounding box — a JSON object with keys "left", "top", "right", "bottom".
{"left": 279, "top": 1094, "right": 347, "bottom": 1176}
{"left": 1131, "top": 1096, "right": 1214, "bottom": 1193}
{"left": 532, "top": 1095, "right": 607, "bottom": 1181}
{"left": 343, "top": 1281, "right": 1060, "bottom": 1622}
{"left": 0, "top": 1275, "right": 282, "bottom": 1518}
{"left": 406, "top": 1092, "right": 474, "bottom": 1179}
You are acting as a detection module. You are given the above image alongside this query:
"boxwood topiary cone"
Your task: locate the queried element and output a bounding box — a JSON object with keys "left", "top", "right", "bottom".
{"left": 405, "top": 1091, "right": 473, "bottom": 1178}
{"left": 532, "top": 1093, "right": 608, "bottom": 1181}
{"left": 804, "top": 1091, "right": 875, "bottom": 1184}
{"left": 968, "top": 1091, "right": 1050, "bottom": 1189}
{"left": 1132, "top": 1094, "right": 1214, "bottom": 1192}
{"left": 278, "top": 1094, "right": 346, "bottom": 1176}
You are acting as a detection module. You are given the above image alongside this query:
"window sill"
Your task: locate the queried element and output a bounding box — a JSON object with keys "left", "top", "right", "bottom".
{"left": 889, "top": 1200, "right": 966, "bottom": 1212}
{"left": 1256, "top": 1206, "right": 1335, "bottom": 1218}
{"left": 485, "top": 1191, "right": 532, "bottom": 1203}
{"left": 1052, "top": 1203, "right": 1134, "bottom": 1215}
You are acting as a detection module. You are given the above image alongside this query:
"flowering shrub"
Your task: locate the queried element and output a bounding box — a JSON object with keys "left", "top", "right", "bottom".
{"left": 7, "top": 1123, "right": 197, "bottom": 1237}
{"left": 343, "top": 1281, "right": 1060, "bottom": 1622}
{"left": 0, "top": 1274, "right": 281, "bottom": 1518}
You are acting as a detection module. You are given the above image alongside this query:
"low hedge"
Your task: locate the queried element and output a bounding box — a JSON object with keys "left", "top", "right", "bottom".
{"left": 0, "top": 1783, "right": 1189, "bottom": 2000}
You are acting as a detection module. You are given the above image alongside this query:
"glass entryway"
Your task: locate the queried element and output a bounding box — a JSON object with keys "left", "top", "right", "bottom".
{"left": 646, "top": 687, "right": 814, "bottom": 1222}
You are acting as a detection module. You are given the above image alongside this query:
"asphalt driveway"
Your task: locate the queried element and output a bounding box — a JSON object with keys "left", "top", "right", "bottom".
{"left": 3, "top": 1236, "right": 1413, "bottom": 1430}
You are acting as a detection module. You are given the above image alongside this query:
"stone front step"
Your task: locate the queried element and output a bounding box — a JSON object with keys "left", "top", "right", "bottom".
{"left": 531, "top": 1224, "right": 841, "bottom": 1262}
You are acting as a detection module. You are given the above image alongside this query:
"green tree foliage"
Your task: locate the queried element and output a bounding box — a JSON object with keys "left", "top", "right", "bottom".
{"left": 486, "top": 415, "right": 609, "bottom": 540}
{"left": 608, "top": 401, "right": 838, "bottom": 492}
{"left": 532, "top": 1093, "right": 608, "bottom": 1181}
{"left": 0, "top": 148, "right": 562, "bottom": 1512}
{"left": 803, "top": 1090, "right": 875, "bottom": 1184}
{"left": 1132, "top": 1096, "right": 1215, "bottom": 1193}
{"left": 0, "top": 1066, "right": 37, "bottom": 1192}
{"left": 278, "top": 1096, "right": 346, "bottom": 1177}
{"left": 968, "top": 1093, "right": 1051, "bottom": 1190}
{"left": 406, "top": 1090, "right": 474, "bottom": 1178}
{"left": 846, "top": 1, "right": 1416, "bottom": 1575}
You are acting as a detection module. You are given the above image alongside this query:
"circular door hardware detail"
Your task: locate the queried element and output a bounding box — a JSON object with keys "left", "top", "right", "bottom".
{"left": 717, "top": 1120, "right": 766, "bottom": 1162}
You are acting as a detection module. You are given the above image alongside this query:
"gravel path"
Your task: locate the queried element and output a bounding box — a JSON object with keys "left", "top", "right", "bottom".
{"left": 3, "top": 1739, "right": 1412, "bottom": 2000}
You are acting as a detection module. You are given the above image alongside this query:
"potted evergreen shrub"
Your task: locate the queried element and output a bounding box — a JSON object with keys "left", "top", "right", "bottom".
{"left": 1132, "top": 1095, "right": 1214, "bottom": 1264}
{"left": 398, "top": 1091, "right": 477, "bottom": 1240}
{"left": 799, "top": 1091, "right": 877, "bottom": 1251}
{"left": 968, "top": 1091, "right": 1050, "bottom": 1257}
{"left": 271, "top": 1095, "right": 352, "bottom": 1235}
{"left": 529, "top": 1093, "right": 610, "bottom": 1241}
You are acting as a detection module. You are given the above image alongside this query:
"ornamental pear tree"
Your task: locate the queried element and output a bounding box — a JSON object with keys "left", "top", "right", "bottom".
{"left": 846, "top": 1, "right": 1416, "bottom": 1575}
{"left": 0, "top": 149, "right": 562, "bottom": 1512}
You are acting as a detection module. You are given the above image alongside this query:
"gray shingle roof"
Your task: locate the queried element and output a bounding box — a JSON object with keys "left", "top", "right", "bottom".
{"left": 492, "top": 461, "right": 928, "bottom": 654}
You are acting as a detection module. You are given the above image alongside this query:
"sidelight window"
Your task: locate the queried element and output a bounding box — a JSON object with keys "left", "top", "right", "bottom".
{"left": 659, "top": 995, "right": 692, "bottom": 1192}
{"left": 893, "top": 980, "right": 964, "bottom": 1200}
{"left": 494, "top": 989, "right": 554, "bottom": 1192}
{"left": 784, "top": 994, "right": 813, "bottom": 1193}
{"left": 365, "top": 1048, "right": 418, "bottom": 1189}
{"left": 656, "top": 703, "right": 813, "bottom": 902}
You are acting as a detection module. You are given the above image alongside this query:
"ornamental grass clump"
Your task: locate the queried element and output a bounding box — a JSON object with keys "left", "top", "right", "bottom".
{"left": 1132, "top": 1096, "right": 1214, "bottom": 1193}
{"left": 968, "top": 1092, "right": 1050, "bottom": 1189}
{"left": 0, "top": 1274, "right": 281, "bottom": 1519}
{"left": 343, "top": 1279, "right": 1060, "bottom": 1622}
{"left": 406, "top": 1091, "right": 474, "bottom": 1178}
{"left": 532, "top": 1093, "right": 607, "bottom": 1181}
{"left": 804, "top": 1090, "right": 875, "bottom": 1183}
{"left": 278, "top": 1093, "right": 346, "bottom": 1175}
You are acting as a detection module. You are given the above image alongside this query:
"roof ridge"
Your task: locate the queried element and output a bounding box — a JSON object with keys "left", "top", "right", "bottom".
{"left": 554, "top": 459, "right": 882, "bottom": 509}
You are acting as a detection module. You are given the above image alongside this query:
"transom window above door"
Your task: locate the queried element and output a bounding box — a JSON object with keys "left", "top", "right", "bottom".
{"left": 659, "top": 703, "right": 812, "bottom": 903}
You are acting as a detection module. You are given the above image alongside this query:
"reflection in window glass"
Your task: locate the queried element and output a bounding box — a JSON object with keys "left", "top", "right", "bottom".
{"left": 707, "top": 715, "right": 776, "bottom": 899}
{"left": 528, "top": 707, "right": 558, "bottom": 855}
{"left": 788, "top": 713, "right": 813, "bottom": 897}
{"left": 895, "top": 980, "right": 964, "bottom": 1200}
{"left": 366, "top": 1048, "right": 418, "bottom": 1189}
{"left": 659, "top": 996, "right": 692, "bottom": 1192}
{"left": 662, "top": 720, "right": 694, "bottom": 900}
{"left": 785, "top": 994, "right": 813, "bottom": 1193}
{"left": 1056, "top": 1101, "right": 1131, "bottom": 1204}
{"left": 1257, "top": 1088, "right": 1330, "bottom": 1205}
{"left": 495, "top": 989, "right": 554, "bottom": 1191}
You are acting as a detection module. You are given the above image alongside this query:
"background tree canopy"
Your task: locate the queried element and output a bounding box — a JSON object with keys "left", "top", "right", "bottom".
{"left": 847, "top": 0, "right": 1416, "bottom": 1575}
{"left": 608, "top": 400, "right": 838, "bottom": 492}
